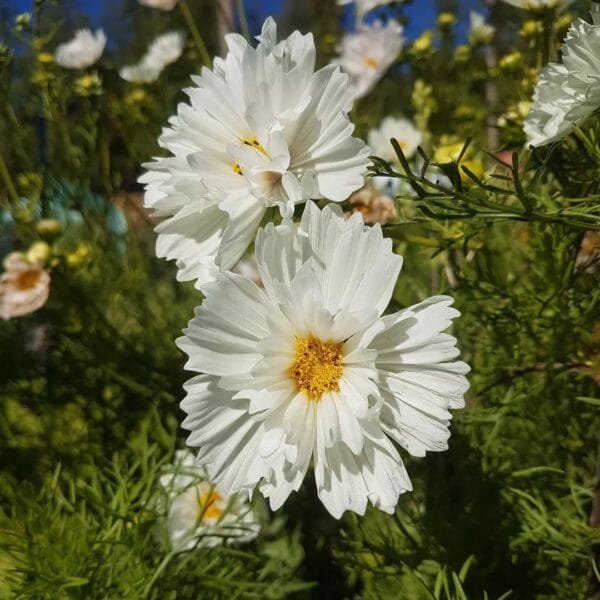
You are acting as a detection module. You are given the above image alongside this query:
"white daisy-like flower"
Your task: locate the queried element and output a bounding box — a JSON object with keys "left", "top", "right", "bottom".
{"left": 178, "top": 202, "right": 469, "bottom": 519}
{"left": 336, "top": 21, "right": 404, "bottom": 99}
{"left": 138, "top": 0, "right": 178, "bottom": 10}
{"left": 368, "top": 116, "right": 422, "bottom": 162}
{"left": 500, "top": 0, "right": 573, "bottom": 10}
{"left": 54, "top": 29, "right": 106, "bottom": 69}
{"left": 524, "top": 5, "right": 600, "bottom": 147}
{"left": 120, "top": 31, "right": 186, "bottom": 83}
{"left": 337, "top": 0, "right": 397, "bottom": 18}
{"left": 158, "top": 449, "right": 259, "bottom": 552}
{"left": 468, "top": 11, "right": 495, "bottom": 46}
{"left": 141, "top": 18, "right": 369, "bottom": 288}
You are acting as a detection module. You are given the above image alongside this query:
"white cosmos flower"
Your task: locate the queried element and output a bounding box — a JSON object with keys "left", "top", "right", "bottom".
{"left": 141, "top": 18, "right": 368, "bottom": 289}
{"left": 500, "top": 0, "right": 573, "bottom": 10}
{"left": 178, "top": 202, "right": 469, "bottom": 519}
{"left": 158, "top": 449, "right": 259, "bottom": 552}
{"left": 138, "top": 0, "right": 178, "bottom": 10}
{"left": 524, "top": 5, "right": 600, "bottom": 147}
{"left": 336, "top": 21, "right": 404, "bottom": 99}
{"left": 468, "top": 12, "right": 495, "bottom": 45}
{"left": 54, "top": 29, "right": 106, "bottom": 69}
{"left": 120, "top": 31, "right": 185, "bottom": 83}
{"left": 368, "top": 116, "right": 422, "bottom": 162}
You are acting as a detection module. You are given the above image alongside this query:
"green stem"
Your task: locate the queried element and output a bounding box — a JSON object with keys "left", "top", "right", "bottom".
{"left": 0, "top": 151, "right": 18, "bottom": 203}
{"left": 235, "top": 0, "right": 250, "bottom": 42}
{"left": 179, "top": 0, "right": 212, "bottom": 68}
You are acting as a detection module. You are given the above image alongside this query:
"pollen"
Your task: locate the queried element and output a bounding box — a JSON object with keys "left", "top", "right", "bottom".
{"left": 288, "top": 335, "right": 344, "bottom": 401}
{"left": 363, "top": 56, "right": 378, "bottom": 68}
{"left": 198, "top": 489, "right": 223, "bottom": 521}
{"left": 15, "top": 270, "right": 41, "bottom": 291}
{"left": 231, "top": 162, "right": 243, "bottom": 175}
{"left": 241, "top": 136, "right": 269, "bottom": 157}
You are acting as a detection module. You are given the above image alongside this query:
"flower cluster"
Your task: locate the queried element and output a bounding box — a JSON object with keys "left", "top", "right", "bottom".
{"left": 145, "top": 20, "right": 469, "bottom": 518}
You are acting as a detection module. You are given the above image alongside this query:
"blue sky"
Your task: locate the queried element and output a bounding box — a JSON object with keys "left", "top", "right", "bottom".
{"left": 4, "top": 0, "right": 483, "bottom": 42}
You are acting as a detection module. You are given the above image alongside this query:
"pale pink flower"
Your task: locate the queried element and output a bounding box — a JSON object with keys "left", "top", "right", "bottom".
{"left": 349, "top": 187, "right": 397, "bottom": 224}
{"left": 0, "top": 253, "right": 50, "bottom": 320}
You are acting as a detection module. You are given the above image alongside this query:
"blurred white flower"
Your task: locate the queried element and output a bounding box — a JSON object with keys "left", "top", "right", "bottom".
{"left": 337, "top": 0, "right": 397, "bottom": 18}
{"left": 500, "top": 0, "right": 573, "bottom": 10}
{"left": 54, "top": 29, "right": 106, "bottom": 69}
{"left": 368, "top": 116, "right": 422, "bottom": 162}
{"left": 141, "top": 18, "right": 368, "bottom": 288}
{"left": 0, "top": 253, "right": 50, "bottom": 320}
{"left": 524, "top": 4, "right": 600, "bottom": 147}
{"left": 178, "top": 202, "right": 469, "bottom": 518}
{"left": 119, "top": 62, "right": 162, "bottom": 84}
{"left": 138, "top": 0, "right": 178, "bottom": 10}
{"left": 468, "top": 11, "right": 495, "bottom": 45}
{"left": 336, "top": 21, "right": 404, "bottom": 99}
{"left": 146, "top": 31, "right": 186, "bottom": 66}
{"left": 158, "top": 450, "right": 259, "bottom": 552}
{"left": 120, "top": 31, "right": 185, "bottom": 83}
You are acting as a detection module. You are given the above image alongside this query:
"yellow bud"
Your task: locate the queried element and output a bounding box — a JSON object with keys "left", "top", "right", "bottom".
{"left": 454, "top": 45, "right": 470, "bottom": 63}
{"left": 66, "top": 244, "right": 91, "bottom": 268}
{"left": 412, "top": 31, "right": 433, "bottom": 54}
{"left": 26, "top": 241, "right": 51, "bottom": 265}
{"left": 37, "top": 52, "right": 54, "bottom": 64}
{"left": 129, "top": 88, "right": 147, "bottom": 103}
{"left": 520, "top": 20, "right": 541, "bottom": 38}
{"left": 556, "top": 13, "right": 574, "bottom": 31}
{"left": 437, "top": 12, "right": 457, "bottom": 28}
{"left": 76, "top": 74, "right": 94, "bottom": 90}
{"left": 499, "top": 51, "right": 522, "bottom": 71}
{"left": 36, "top": 219, "right": 62, "bottom": 240}
{"left": 517, "top": 101, "right": 531, "bottom": 117}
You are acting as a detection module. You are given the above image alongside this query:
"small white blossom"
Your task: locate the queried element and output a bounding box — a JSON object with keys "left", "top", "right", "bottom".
{"left": 336, "top": 21, "right": 404, "bottom": 99}
{"left": 468, "top": 12, "right": 495, "bottom": 45}
{"left": 337, "top": 0, "right": 397, "bottom": 18}
{"left": 120, "top": 31, "right": 185, "bottom": 83}
{"left": 54, "top": 29, "right": 106, "bottom": 69}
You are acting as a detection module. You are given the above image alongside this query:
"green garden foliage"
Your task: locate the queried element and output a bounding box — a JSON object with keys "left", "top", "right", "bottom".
{"left": 0, "top": 0, "right": 598, "bottom": 598}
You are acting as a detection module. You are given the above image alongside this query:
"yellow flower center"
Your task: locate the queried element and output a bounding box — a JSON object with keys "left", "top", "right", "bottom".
{"left": 15, "top": 269, "right": 41, "bottom": 291}
{"left": 394, "top": 138, "right": 409, "bottom": 151}
{"left": 363, "top": 56, "right": 378, "bottom": 69}
{"left": 231, "top": 136, "right": 270, "bottom": 175}
{"left": 288, "top": 336, "right": 344, "bottom": 401}
{"left": 198, "top": 489, "right": 223, "bottom": 521}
